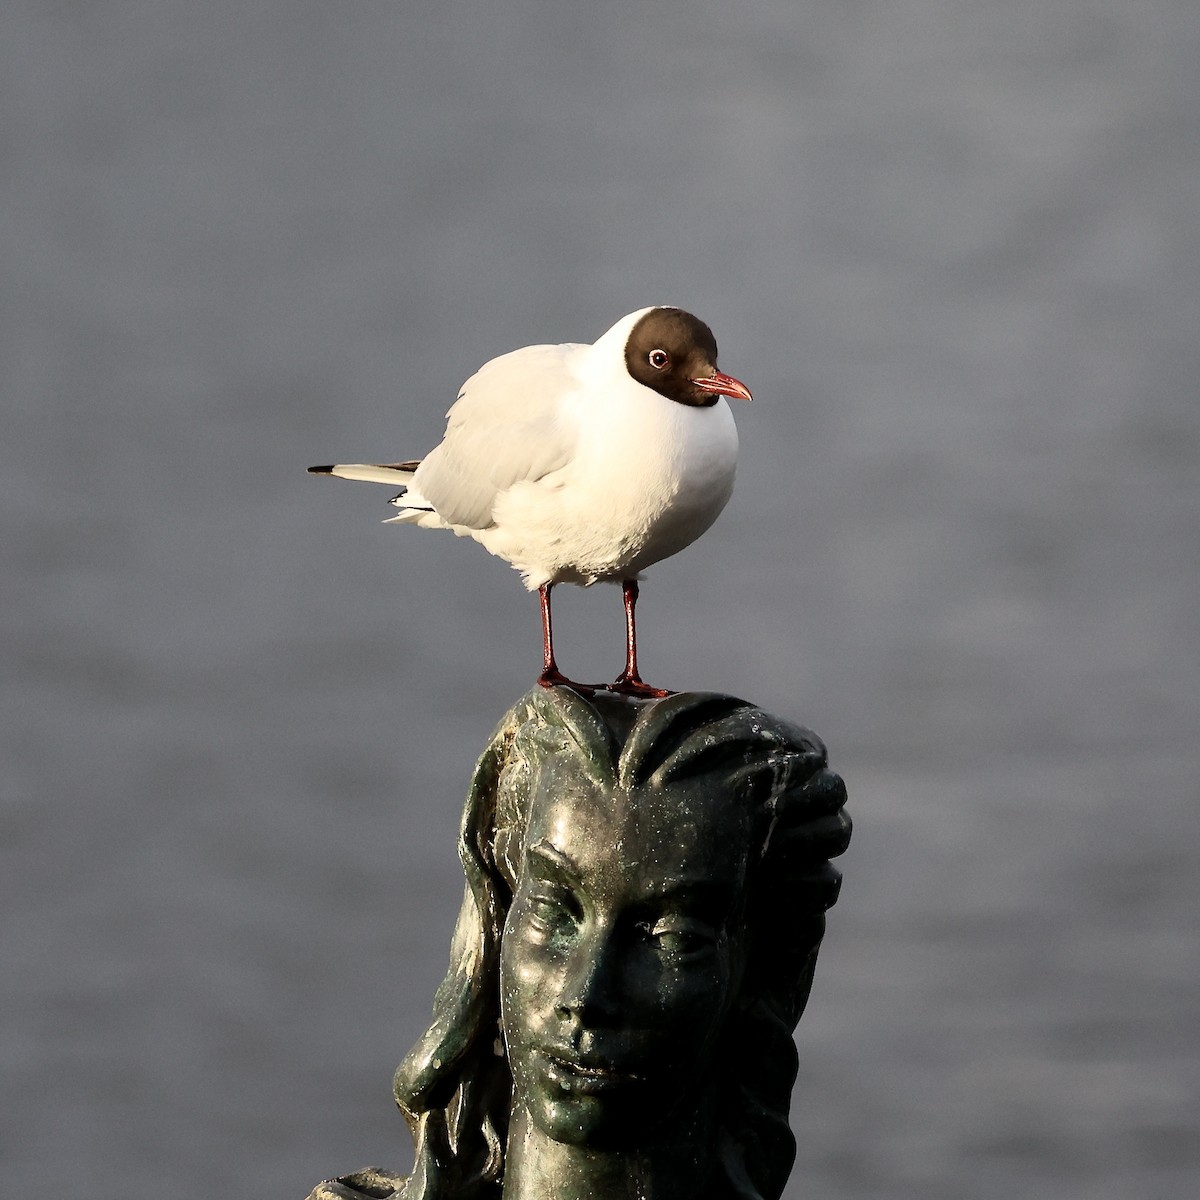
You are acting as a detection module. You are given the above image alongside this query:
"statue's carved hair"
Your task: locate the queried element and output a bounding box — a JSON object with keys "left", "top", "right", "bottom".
{"left": 392, "top": 688, "right": 851, "bottom": 1200}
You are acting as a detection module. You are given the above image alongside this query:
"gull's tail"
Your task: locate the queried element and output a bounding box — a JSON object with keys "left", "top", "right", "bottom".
{"left": 308, "top": 461, "right": 437, "bottom": 521}
{"left": 307, "top": 461, "right": 422, "bottom": 486}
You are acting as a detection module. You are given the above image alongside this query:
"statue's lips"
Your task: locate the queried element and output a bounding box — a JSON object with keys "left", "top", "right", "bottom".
{"left": 539, "top": 1049, "right": 642, "bottom": 1095}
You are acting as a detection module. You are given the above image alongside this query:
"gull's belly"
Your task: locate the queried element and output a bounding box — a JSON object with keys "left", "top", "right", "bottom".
{"left": 486, "top": 398, "right": 738, "bottom": 587}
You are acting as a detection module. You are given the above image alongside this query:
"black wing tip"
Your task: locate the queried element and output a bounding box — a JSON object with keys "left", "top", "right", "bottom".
{"left": 308, "top": 464, "right": 335, "bottom": 475}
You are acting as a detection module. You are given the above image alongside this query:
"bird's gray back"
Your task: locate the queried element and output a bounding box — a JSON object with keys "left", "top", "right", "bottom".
{"left": 414, "top": 342, "right": 583, "bottom": 529}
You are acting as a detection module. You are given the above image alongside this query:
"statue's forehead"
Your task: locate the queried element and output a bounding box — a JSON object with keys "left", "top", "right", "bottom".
{"left": 524, "top": 761, "right": 750, "bottom": 892}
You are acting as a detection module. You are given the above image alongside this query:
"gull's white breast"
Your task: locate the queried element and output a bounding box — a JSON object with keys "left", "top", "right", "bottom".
{"left": 480, "top": 361, "right": 738, "bottom": 589}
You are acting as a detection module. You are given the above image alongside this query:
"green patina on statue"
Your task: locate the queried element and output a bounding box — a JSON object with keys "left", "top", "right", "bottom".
{"left": 309, "top": 686, "right": 851, "bottom": 1200}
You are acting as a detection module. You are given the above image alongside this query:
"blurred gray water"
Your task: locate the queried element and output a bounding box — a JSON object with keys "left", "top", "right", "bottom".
{"left": 3, "top": 2, "right": 1197, "bottom": 1197}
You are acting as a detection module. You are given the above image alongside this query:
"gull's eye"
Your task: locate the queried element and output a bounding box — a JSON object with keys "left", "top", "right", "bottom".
{"left": 648, "top": 349, "right": 670, "bottom": 369}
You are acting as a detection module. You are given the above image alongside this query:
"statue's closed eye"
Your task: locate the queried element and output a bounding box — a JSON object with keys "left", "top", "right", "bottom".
{"left": 525, "top": 889, "right": 580, "bottom": 938}
{"left": 639, "top": 918, "right": 720, "bottom": 959}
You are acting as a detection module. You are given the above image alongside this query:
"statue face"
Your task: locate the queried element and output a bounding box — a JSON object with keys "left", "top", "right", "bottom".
{"left": 499, "top": 760, "right": 750, "bottom": 1147}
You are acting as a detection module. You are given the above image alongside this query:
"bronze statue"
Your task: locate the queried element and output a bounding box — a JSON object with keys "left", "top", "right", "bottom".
{"left": 308, "top": 687, "right": 850, "bottom": 1200}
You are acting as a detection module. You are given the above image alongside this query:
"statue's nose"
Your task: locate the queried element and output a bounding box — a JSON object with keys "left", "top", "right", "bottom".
{"left": 554, "top": 921, "right": 621, "bottom": 1028}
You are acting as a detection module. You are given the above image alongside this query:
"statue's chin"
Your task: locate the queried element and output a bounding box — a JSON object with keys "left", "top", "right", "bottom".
{"left": 519, "top": 1077, "right": 690, "bottom": 1150}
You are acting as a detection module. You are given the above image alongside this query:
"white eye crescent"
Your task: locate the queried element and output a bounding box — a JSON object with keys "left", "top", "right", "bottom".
{"left": 648, "top": 349, "right": 669, "bottom": 369}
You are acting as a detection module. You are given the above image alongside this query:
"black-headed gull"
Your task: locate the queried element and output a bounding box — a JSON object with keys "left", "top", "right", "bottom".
{"left": 310, "top": 306, "right": 751, "bottom": 696}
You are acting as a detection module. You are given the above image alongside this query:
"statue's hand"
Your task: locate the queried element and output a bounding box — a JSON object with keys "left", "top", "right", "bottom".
{"left": 305, "top": 1166, "right": 406, "bottom": 1200}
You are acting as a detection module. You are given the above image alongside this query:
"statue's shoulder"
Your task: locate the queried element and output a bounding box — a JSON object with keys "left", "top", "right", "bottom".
{"left": 304, "top": 1167, "right": 407, "bottom": 1200}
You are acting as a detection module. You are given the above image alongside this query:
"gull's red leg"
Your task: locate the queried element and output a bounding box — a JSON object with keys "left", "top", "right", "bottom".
{"left": 609, "top": 579, "right": 672, "bottom": 698}
{"left": 536, "top": 583, "right": 582, "bottom": 690}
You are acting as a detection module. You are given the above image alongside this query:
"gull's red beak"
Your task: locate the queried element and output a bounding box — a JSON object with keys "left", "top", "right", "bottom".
{"left": 692, "top": 371, "right": 753, "bottom": 402}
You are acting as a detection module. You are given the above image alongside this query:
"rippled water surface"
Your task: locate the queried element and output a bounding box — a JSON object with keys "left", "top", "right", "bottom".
{"left": 3, "top": 3, "right": 1197, "bottom": 1197}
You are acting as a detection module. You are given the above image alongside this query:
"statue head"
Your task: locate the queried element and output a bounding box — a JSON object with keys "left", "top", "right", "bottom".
{"left": 393, "top": 688, "right": 850, "bottom": 1200}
